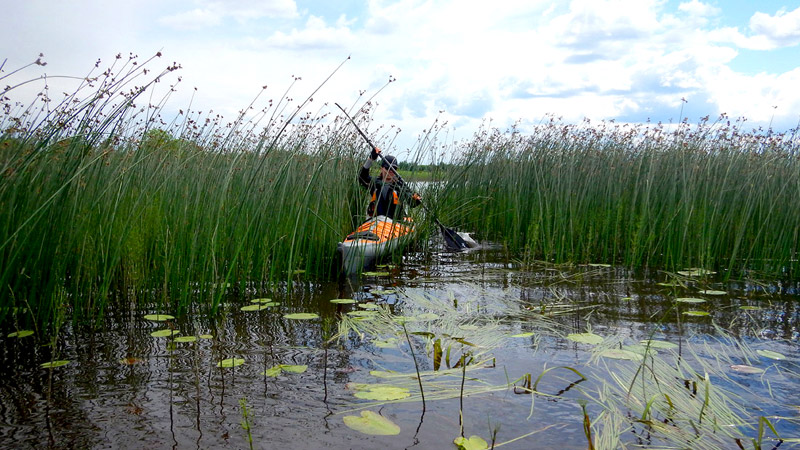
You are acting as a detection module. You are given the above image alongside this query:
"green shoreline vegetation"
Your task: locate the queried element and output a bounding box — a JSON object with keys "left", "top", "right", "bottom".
{"left": 2, "top": 55, "right": 799, "bottom": 329}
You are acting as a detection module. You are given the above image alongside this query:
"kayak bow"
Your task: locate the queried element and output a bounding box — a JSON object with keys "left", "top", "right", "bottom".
{"left": 338, "top": 215, "right": 415, "bottom": 275}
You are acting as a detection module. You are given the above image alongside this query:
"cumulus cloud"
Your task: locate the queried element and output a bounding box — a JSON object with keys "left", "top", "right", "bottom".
{"left": 263, "top": 15, "right": 353, "bottom": 50}
{"left": 708, "top": 6, "right": 800, "bottom": 50}
{"left": 159, "top": 0, "right": 298, "bottom": 30}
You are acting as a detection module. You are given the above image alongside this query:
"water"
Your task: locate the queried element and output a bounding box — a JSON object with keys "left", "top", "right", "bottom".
{"left": 1, "top": 245, "right": 799, "bottom": 449}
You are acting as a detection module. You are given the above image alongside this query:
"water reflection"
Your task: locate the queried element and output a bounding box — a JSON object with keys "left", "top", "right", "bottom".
{"left": 1, "top": 246, "right": 798, "bottom": 449}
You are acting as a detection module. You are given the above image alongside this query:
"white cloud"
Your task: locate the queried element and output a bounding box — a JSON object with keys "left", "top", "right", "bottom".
{"left": 750, "top": 7, "right": 800, "bottom": 48}
{"left": 159, "top": 0, "right": 299, "bottom": 30}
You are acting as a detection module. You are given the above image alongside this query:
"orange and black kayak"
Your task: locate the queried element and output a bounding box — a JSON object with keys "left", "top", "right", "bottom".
{"left": 338, "top": 215, "right": 415, "bottom": 274}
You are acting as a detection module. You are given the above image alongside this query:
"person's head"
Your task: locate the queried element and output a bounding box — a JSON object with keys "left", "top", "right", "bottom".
{"left": 380, "top": 155, "right": 399, "bottom": 181}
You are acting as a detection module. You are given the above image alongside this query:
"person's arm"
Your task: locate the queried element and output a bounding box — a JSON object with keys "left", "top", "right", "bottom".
{"left": 358, "top": 147, "right": 381, "bottom": 188}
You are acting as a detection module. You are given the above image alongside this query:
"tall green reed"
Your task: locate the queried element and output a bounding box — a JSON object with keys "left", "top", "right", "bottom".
{"left": 0, "top": 55, "right": 381, "bottom": 329}
{"left": 440, "top": 116, "right": 800, "bottom": 279}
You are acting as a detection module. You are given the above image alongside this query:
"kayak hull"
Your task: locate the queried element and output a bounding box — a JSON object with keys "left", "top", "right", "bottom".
{"left": 338, "top": 215, "right": 415, "bottom": 275}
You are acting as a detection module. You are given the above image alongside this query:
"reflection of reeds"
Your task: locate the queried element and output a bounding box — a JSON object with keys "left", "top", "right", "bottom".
{"left": 441, "top": 117, "right": 800, "bottom": 279}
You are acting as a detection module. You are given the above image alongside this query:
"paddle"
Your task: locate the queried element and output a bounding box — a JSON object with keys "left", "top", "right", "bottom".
{"left": 335, "top": 103, "right": 470, "bottom": 250}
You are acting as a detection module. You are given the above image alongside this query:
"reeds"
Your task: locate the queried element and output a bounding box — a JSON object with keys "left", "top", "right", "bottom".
{"left": 0, "top": 55, "right": 377, "bottom": 328}
{"left": 440, "top": 117, "right": 800, "bottom": 279}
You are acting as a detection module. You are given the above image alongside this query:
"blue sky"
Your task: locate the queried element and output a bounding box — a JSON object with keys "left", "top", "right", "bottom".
{"left": 2, "top": 0, "right": 799, "bottom": 156}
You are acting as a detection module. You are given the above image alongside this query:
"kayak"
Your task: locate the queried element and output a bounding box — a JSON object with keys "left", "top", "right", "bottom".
{"left": 338, "top": 215, "right": 415, "bottom": 275}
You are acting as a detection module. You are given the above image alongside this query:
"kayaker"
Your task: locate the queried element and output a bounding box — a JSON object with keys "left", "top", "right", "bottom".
{"left": 358, "top": 148, "right": 421, "bottom": 220}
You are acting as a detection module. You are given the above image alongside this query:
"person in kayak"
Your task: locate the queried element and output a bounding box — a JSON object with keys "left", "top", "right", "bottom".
{"left": 358, "top": 148, "right": 422, "bottom": 220}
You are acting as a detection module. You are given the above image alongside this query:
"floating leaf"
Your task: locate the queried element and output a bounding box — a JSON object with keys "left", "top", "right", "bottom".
{"left": 657, "top": 282, "right": 681, "bottom": 287}
{"left": 600, "top": 349, "right": 643, "bottom": 361}
{"left": 620, "top": 297, "right": 634, "bottom": 301}
{"left": 279, "top": 364, "right": 308, "bottom": 374}
{"left": 354, "top": 385, "right": 411, "bottom": 401}
{"left": 374, "top": 338, "right": 399, "bottom": 348}
{"left": 174, "top": 336, "right": 197, "bottom": 343}
{"left": 370, "top": 289, "right": 396, "bottom": 295}
{"left": 151, "top": 329, "right": 180, "bottom": 338}
{"left": 347, "top": 310, "right": 378, "bottom": 317}
{"left": 217, "top": 358, "right": 245, "bottom": 368}
{"left": 343, "top": 410, "right": 400, "bottom": 436}
{"left": 640, "top": 340, "right": 679, "bottom": 350}
{"left": 119, "top": 357, "right": 144, "bottom": 365}
{"left": 757, "top": 350, "right": 785, "bottom": 360}
{"left": 369, "top": 370, "right": 398, "bottom": 378}
{"left": 678, "top": 268, "right": 716, "bottom": 277}
{"left": 392, "top": 316, "right": 416, "bottom": 324}
{"left": 730, "top": 364, "right": 764, "bottom": 374}
{"left": 698, "top": 289, "right": 726, "bottom": 296}
{"left": 510, "top": 332, "right": 535, "bottom": 338}
{"left": 144, "top": 314, "right": 174, "bottom": 322}
{"left": 362, "top": 271, "right": 390, "bottom": 277}
{"left": 682, "top": 311, "right": 710, "bottom": 317}
{"left": 567, "top": 332, "right": 603, "bottom": 345}
{"left": 199, "top": 334, "right": 214, "bottom": 340}
{"left": 330, "top": 298, "right": 356, "bottom": 304}
{"left": 262, "top": 366, "right": 282, "bottom": 377}
{"left": 740, "top": 306, "right": 762, "bottom": 311}
{"left": 454, "top": 435, "right": 489, "bottom": 450}
{"left": 40, "top": 360, "right": 70, "bottom": 369}
{"left": 241, "top": 304, "right": 270, "bottom": 312}
{"left": 283, "top": 313, "right": 319, "bottom": 320}
{"left": 458, "top": 324, "right": 480, "bottom": 331}
{"left": 358, "top": 303, "right": 380, "bottom": 309}
{"left": 250, "top": 298, "right": 273, "bottom": 303}
{"left": 676, "top": 297, "right": 706, "bottom": 304}
{"left": 588, "top": 263, "right": 611, "bottom": 268}
{"left": 7, "top": 330, "right": 34, "bottom": 338}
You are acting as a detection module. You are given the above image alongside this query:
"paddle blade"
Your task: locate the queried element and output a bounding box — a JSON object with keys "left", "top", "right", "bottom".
{"left": 439, "top": 224, "right": 470, "bottom": 250}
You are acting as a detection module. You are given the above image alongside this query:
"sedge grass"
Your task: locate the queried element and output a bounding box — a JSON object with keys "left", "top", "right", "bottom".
{"left": 438, "top": 117, "right": 800, "bottom": 280}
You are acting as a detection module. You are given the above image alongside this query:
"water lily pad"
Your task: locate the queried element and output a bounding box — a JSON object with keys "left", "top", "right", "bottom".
{"left": 262, "top": 364, "right": 307, "bottom": 376}
{"left": 698, "top": 289, "right": 726, "bottom": 295}
{"left": 588, "top": 263, "right": 611, "bottom": 268}
{"left": 620, "top": 297, "right": 634, "bottom": 301}
{"left": 150, "top": 329, "right": 181, "bottom": 338}
{"left": 7, "top": 330, "right": 34, "bottom": 338}
{"left": 740, "top": 306, "right": 762, "bottom": 311}
{"left": 241, "top": 304, "right": 270, "bottom": 312}
{"left": 330, "top": 298, "right": 356, "bottom": 304}
{"left": 600, "top": 349, "right": 643, "bottom": 361}
{"left": 458, "top": 324, "right": 480, "bottom": 331}
{"left": 640, "top": 340, "right": 679, "bottom": 350}
{"left": 250, "top": 299, "right": 278, "bottom": 306}
{"left": 676, "top": 297, "right": 706, "bottom": 304}
{"left": 216, "top": 358, "right": 245, "bottom": 368}
{"left": 174, "top": 336, "right": 197, "bottom": 343}
{"left": 362, "top": 271, "right": 390, "bottom": 277}
{"left": 510, "top": 332, "right": 535, "bottom": 338}
{"left": 143, "top": 314, "right": 174, "bottom": 322}
{"left": 283, "top": 313, "right": 319, "bottom": 320}
{"left": 353, "top": 385, "right": 411, "bottom": 401}
{"left": 678, "top": 268, "right": 716, "bottom": 277}
{"left": 454, "top": 435, "right": 489, "bottom": 450}
{"left": 567, "top": 332, "right": 604, "bottom": 345}
{"left": 347, "top": 310, "right": 378, "bottom": 317}
{"left": 369, "top": 370, "right": 397, "bottom": 378}
{"left": 392, "top": 316, "right": 417, "bottom": 324}
{"left": 343, "top": 410, "right": 400, "bottom": 436}
{"left": 199, "top": 334, "right": 214, "bottom": 340}
{"left": 730, "top": 364, "right": 764, "bottom": 374}
{"left": 40, "top": 360, "right": 70, "bottom": 369}
{"left": 757, "top": 350, "right": 785, "bottom": 360}
{"left": 371, "top": 289, "right": 396, "bottom": 295}
{"left": 374, "top": 338, "right": 399, "bottom": 348}
{"left": 358, "top": 303, "right": 380, "bottom": 309}
{"left": 262, "top": 366, "right": 282, "bottom": 377}
{"left": 682, "top": 311, "right": 710, "bottom": 317}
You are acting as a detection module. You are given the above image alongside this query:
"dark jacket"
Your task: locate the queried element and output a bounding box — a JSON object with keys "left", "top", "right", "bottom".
{"left": 358, "top": 166, "right": 421, "bottom": 220}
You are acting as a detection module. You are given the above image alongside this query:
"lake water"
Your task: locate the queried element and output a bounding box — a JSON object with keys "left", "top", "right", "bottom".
{"left": 1, "top": 243, "right": 798, "bottom": 449}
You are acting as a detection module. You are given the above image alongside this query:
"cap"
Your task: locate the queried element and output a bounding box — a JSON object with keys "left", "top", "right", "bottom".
{"left": 381, "top": 155, "right": 398, "bottom": 170}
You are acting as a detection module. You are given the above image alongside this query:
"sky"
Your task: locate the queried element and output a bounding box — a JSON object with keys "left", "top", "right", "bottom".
{"left": 2, "top": 0, "right": 800, "bottom": 158}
